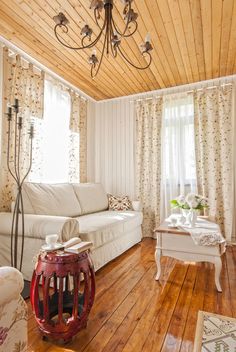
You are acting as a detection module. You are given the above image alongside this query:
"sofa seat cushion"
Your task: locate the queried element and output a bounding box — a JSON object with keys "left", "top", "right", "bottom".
{"left": 21, "top": 183, "right": 81, "bottom": 217}
{"left": 77, "top": 210, "right": 143, "bottom": 249}
{"left": 73, "top": 183, "right": 108, "bottom": 215}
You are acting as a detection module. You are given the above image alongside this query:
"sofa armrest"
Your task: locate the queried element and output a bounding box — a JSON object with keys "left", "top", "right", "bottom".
{"left": 0, "top": 213, "right": 80, "bottom": 241}
{"left": 0, "top": 267, "right": 24, "bottom": 305}
{"left": 131, "top": 200, "right": 143, "bottom": 212}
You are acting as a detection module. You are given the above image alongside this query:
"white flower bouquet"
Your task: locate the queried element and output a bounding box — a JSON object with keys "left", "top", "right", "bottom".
{"left": 170, "top": 193, "right": 208, "bottom": 210}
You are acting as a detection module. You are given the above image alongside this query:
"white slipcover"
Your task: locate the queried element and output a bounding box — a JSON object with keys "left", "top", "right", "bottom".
{"left": 72, "top": 183, "right": 108, "bottom": 215}
{"left": 77, "top": 211, "right": 143, "bottom": 249}
{"left": 21, "top": 182, "right": 82, "bottom": 217}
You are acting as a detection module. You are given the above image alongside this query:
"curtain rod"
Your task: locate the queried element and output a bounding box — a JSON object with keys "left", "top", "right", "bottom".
{"left": 97, "top": 74, "right": 236, "bottom": 104}
{"left": 131, "top": 82, "right": 234, "bottom": 103}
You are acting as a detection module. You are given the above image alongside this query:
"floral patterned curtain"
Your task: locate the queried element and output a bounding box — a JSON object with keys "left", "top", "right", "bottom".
{"left": 135, "top": 98, "right": 163, "bottom": 237}
{"left": 0, "top": 47, "right": 44, "bottom": 211}
{"left": 69, "top": 91, "right": 87, "bottom": 183}
{"left": 194, "top": 85, "right": 233, "bottom": 240}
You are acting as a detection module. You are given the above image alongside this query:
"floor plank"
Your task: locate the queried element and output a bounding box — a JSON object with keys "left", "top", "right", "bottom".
{"left": 27, "top": 239, "right": 236, "bottom": 352}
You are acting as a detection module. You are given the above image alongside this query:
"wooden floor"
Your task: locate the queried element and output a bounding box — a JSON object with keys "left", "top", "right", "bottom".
{"left": 27, "top": 239, "right": 236, "bottom": 352}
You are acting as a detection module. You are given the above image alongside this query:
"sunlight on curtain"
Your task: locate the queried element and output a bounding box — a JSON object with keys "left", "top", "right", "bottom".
{"left": 194, "top": 85, "right": 233, "bottom": 240}
{"left": 160, "top": 93, "right": 197, "bottom": 220}
{"left": 30, "top": 79, "right": 71, "bottom": 183}
{"left": 136, "top": 98, "right": 163, "bottom": 237}
{"left": 0, "top": 47, "right": 44, "bottom": 211}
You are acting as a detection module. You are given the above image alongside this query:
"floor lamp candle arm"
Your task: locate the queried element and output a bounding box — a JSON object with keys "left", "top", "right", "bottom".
{"left": 13, "top": 100, "right": 20, "bottom": 182}
{"left": 5, "top": 99, "right": 34, "bottom": 271}
{"left": 6, "top": 109, "right": 17, "bottom": 183}
{"left": 19, "top": 126, "right": 33, "bottom": 271}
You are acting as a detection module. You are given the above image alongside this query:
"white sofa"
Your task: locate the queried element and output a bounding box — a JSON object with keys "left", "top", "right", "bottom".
{"left": 0, "top": 183, "right": 143, "bottom": 280}
{"left": 0, "top": 267, "right": 27, "bottom": 352}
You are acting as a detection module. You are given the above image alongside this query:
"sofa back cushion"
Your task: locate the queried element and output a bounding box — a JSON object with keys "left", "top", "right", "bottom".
{"left": 73, "top": 183, "right": 108, "bottom": 215}
{"left": 21, "top": 183, "right": 82, "bottom": 217}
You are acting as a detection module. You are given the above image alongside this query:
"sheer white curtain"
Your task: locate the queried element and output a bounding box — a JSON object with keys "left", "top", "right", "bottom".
{"left": 160, "top": 93, "right": 197, "bottom": 220}
{"left": 30, "top": 79, "right": 71, "bottom": 183}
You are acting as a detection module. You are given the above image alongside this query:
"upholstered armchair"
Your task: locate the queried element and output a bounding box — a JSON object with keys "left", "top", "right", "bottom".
{"left": 0, "top": 267, "right": 27, "bottom": 352}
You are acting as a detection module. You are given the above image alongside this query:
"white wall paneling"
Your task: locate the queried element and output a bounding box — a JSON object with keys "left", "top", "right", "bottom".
{"left": 89, "top": 98, "right": 136, "bottom": 199}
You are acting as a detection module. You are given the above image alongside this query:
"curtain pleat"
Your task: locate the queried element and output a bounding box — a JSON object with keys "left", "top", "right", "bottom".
{"left": 194, "top": 85, "right": 233, "bottom": 240}
{"left": 135, "top": 98, "right": 163, "bottom": 237}
{"left": 69, "top": 91, "right": 87, "bottom": 183}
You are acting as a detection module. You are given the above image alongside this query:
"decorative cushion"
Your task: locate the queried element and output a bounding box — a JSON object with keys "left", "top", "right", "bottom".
{"left": 108, "top": 194, "right": 132, "bottom": 211}
{"left": 73, "top": 183, "right": 108, "bottom": 215}
{"left": 21, "top": 183, "right": 82, "bottom": 217}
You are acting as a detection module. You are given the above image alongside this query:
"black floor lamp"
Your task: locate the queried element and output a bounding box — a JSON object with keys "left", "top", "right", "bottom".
{"left": 5, "top": 98, "right": 34, "bottom": 298}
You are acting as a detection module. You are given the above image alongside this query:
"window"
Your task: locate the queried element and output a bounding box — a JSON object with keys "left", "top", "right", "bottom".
{"left": 163, "top": 97, "right": 196, "bottom": 185}
{"left": 30, "top": 79, "right": 79, "bottom": 183}
{"left": 161, "top": 93, "right": 197, "bottom": 218}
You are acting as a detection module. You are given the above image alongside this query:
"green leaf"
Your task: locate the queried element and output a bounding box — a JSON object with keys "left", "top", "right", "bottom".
{"left": 170, "top": 199, "right": 179, "bottom": 208}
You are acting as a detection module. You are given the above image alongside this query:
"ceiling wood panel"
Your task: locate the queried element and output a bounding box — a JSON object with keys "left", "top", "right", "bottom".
{"left": 189, "top": 0, "right": 205, "bottom": 81}
{"left": 227, "top": 0, "right": 236, "bottom": 73}
{"left": 219, "top": 0, "right": 234, "bottom": 77}
{"left": 0, "top": 0, "right": 235, "bottom": 100}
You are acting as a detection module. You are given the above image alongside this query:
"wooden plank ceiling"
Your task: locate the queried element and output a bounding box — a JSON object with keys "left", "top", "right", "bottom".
{"left": 0, "top": 0, "right": 236, "bottom": 100}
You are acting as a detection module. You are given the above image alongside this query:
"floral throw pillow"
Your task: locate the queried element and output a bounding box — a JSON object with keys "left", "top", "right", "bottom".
{"left": 108, "top": 194, "right": 132, "bottom": 211}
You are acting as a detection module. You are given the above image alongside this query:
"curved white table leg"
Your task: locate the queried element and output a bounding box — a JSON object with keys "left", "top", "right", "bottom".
{"left": 155, "top": 248, "right": 161, "bottom": 281}
{"left": 214, "top": 256, "right": 222, "bottom": 292}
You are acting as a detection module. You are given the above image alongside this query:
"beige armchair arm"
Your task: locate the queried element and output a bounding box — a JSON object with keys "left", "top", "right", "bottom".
{"left": 0, "top": 267, "right": 24, "bottom": 306}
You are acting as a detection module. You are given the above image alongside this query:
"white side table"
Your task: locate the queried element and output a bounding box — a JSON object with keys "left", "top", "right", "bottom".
{"left": 154, "top": 220, "right": 225, "bottom": 292}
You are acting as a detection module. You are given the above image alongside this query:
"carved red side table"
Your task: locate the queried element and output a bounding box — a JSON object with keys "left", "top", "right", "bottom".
{"left": 30, "top": 250, "right": 95, "bottom": 342}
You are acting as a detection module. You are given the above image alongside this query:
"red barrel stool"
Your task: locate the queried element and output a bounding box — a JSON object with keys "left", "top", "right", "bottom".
{"left": 30, "top": 250, "right": 95, "bottom": 342}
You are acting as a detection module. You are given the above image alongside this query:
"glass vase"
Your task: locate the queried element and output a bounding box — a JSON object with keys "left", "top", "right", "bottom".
{"left": 182, "top": 209, "right": 197, "bottom": 227}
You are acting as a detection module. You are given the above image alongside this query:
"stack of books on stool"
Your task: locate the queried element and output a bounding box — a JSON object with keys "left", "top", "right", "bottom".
{"left": 63, "top": 237, "right": 92, "bottom": 254}
{"left": 42, "top": 235, "right": 92, "bottom": 253}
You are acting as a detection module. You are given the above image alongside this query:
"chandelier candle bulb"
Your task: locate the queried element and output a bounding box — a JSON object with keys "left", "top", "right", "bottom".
{"left": 7, "top": 106, "right": 12, "bottom": 120}
{"left": 145, "top": 33, "right": 151, "bottom": 43}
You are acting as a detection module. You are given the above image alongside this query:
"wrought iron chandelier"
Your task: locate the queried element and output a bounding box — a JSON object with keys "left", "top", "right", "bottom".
{"left": 53, "top": 0, "right": 153, "bottom": 78}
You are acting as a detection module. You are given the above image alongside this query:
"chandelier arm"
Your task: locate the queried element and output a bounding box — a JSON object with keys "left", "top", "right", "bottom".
{"left": 94, "top": 8, "right": 103, "bottom": 30}
{"left": 111, "top": 17, "right": 128, "bottom": 38}
{"left": 109, "top": 22, "right": 118, "bottom": 58}
{"left": 117, "top": 45, "right": 152, "bottom": 70}
{"left": 118, "top": 1, "right": 132, "bottom": 36}
{"left": 111, "top": 17, "right": 137, "bottom": 38}
{"left": 54, "top": 23, "right": 105, "bottom": 50}
{"left": 91, "top": 25, "right": 108, "bottom": 79}
{"left": 122, "top": 21, "right": 138, "bottom": 37}
{"left": 78, "top": 16, "right": 107, "bottom": 49}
